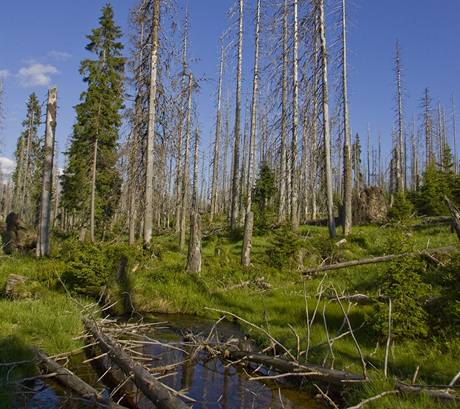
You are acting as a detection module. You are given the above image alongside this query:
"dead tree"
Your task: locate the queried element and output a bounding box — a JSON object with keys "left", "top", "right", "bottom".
{"left": 290, "top": 0, "right": 300, "bottom": 230}
{"left": 241, "top": 0, "right": 260, "bottom": 267}
{"left": 318, "top": 0, "right": 336, "bottom": 238}
{"left": 230, "top": 0, "right": 244, "bottom": 231}
{"left": 37, "top": 88, "right": 57, "bottom": 257}
{"left": 144, "top": 0, "right": 160, "bottom": 246}
{"left": 395, "top": 41, "right": 405, "bottom": 193}
{"left": 179, "top": 73, "right": 194, "bottom": 250}
{"left": 341, "top": 0, "right": 352, "bottom": 236}
{"left": 186, "top": 128, "right": 201, "bottom": 273}
{"left": 210, "top": 39, "right": 225, "bottom": 221}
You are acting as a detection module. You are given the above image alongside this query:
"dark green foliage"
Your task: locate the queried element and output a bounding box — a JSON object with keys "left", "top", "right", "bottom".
{"left": 60, "top": 239, "right": 140, "bottom": 297}
{"left": 266, "top": 228, "right": 302, "bottom": 269}
{"left": 388, "top": 193, "right": 414, "bottom": 222}
{"left": 415, "top": 146, "right": 460, "bottom": 216}
{"left": 429, "top": 254, "right": 460, "bottom": 337}
{"left": 372, "top": 233, "right": 430, "bottom": 339}
{"left": 253, "top": 163, "right": 277, "bottom": 230}
{"left": 61, "top": 4, "right": 125, "bottom": 236}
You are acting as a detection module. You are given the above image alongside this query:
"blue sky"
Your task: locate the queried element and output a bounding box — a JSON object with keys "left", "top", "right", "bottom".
{"left": 0, "top": 0, "right": 459, "bottom": 173}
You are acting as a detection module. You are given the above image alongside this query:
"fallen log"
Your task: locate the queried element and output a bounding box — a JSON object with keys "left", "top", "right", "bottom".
{"left": 84, "top": 343, "right": 141, "bottom": 409}
{"left": 396, "top": 382, "right": 460, "bottom": 402}
{"left": 302, "top": 245, "right": 458, "bottom": 276}
{"left": 35, "top": 350, "right": 127, "bottom": 409}
{"left": 83, "top": 318, "right": 190, "bottom": 409}
{"left": 220, "top": 349, "right": 365, "bottom": 385}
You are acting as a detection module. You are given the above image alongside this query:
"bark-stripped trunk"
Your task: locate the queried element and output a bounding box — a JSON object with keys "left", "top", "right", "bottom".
{"left": 241, "top": 0, "right": 260, "bottom": 267}
{"left": 144, "top": 0, "right": 160, "bottom": 246}
{"left": 453, "top": 96, "right": 458, "bottom": 173}
{"left": 278, "top": 0, "right": 288, "bottom": 224}
{"left": 37, "top": 88, "right": 57, "bottom": 257}
{"left": 187, "top": 128, "right": 201, "bottom": 273}
{"left": 210, "top": 40, "right": 225, "bottom": 221}
{"left": 424, "top": 88, "right": 433, "bottom": 167}
{"left": 318, "top": 0, "right": 336, "bottom": 238}
{"left": 341, "top": 0, "right": 352, "bottom": 236}
{"left": 395, "top": 41, "right": 404, "bottom": 193}
{"left": 290, "top": 0, "right": 299, "bottom": 230}
{"left": 230, "top": 0, "right": 244, "bottom": 231}
{"left": 175, "top": 15, "right": 188, "bottom": 233}
{"left": 411, "top": 116, "right": 419, "bottom": 190}
{"left": 179, "top": 73, "right": 193, "bottom": 250}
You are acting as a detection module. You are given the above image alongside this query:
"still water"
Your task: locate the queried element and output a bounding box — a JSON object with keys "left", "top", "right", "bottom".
{"left": 19, "top": 314, "right": 323, "bottom": 409}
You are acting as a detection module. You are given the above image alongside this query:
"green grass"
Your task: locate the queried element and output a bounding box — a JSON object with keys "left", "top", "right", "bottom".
{"left": 0, "top": 222, "right": 458, "bottom": 408}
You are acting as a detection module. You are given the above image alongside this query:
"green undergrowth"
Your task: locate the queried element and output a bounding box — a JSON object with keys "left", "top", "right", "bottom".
{"left": 0, "top": 222, "right": 458, "bottom": 408}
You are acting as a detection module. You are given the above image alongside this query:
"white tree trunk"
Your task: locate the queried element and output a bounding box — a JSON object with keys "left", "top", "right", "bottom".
{"left": 37, "top": 88, "right": 57, "bottom": 257}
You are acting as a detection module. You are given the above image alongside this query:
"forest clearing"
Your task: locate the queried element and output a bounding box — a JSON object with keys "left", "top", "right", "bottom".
{"left": 0, "top": 0, "right": 459, "bottom": 408}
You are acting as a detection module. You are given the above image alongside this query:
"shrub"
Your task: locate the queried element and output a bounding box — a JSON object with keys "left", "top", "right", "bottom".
{"left": 388, "top": 192, "right": 414, "bottom": 223}
{"left": 266, "top": 229, "right": 303, "bottom": 269}
{"left": 371, "top": 232, "right": 430, "bottom": 339}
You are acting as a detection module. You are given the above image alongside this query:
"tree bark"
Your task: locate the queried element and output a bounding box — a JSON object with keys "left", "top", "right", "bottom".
{"left": 230, "top": 0, "right": 244, "bottom": 231}
{"left": 318, "top": 0, "right": 336, "bottom": 238}
{"left": 144, "top": 0, "right": 160, "bottom": 246}
{"left": 37, "top": 88, "right": 57, "bottom": 257}
{"left": 186, "top": 212, "right": 201, "bottom": 273}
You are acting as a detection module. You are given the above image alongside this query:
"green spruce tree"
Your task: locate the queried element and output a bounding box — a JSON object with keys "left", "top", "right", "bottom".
{"left": 12, "top": 93, "right": 42, "bottom": 225}
{"left": 61, "top": 4, "right": 125, "bottom": 240}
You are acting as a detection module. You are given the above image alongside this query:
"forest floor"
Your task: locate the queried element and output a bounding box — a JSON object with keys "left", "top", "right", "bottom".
{"left": 0, "top": 221, "right": 459, "bottom": 408}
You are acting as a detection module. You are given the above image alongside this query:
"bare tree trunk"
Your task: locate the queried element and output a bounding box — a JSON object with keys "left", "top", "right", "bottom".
{"left": 187, "top": 128, "right": 201, "bottom": 273}
{"left": 37, "top": 88, "right": 57, "bottom": 258}
{"left": 290, "top": 0, "right": 299, "bottom": 230}
{"left": 175, "top": 14, "right": 188, "bottom": 233}
{"left": 179, "top": 73, "right": 193, "bottom": 250}
{"left": 318, "top": 0, "right": 336, "bottom": 238}
{"left": 452, "top": 96, "right": 458, "bottom": 173}
{"left": 241, "top": 0, "right": 260, "bottom": 267}
{"left": 230, "top": 0, "right": 244, "bottom": 231}
{"left": 278, "top": 0, "right": 288, "bottom": 224}
{"left": 395, "top": 41, "right": 405, "bottom": 193}
{"left": 210, "top": 40, "right": 225, "bottom": 221}
{"left": 144, "top": 0, "right": 160, "bottom": 246}
{"left": 411, "top": 116, "right": 418, "bottom": 190}
{"left": 341, "top": 0, "right": 352, "bottom": 236}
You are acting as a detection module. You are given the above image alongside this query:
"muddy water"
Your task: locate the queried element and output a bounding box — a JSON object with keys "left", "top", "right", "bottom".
{"left": 20, "top": 314, "right": 323, "bottom": 409}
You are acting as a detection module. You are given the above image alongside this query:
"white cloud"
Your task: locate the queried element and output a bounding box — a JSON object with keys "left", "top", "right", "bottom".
{"left": 17, "top": 63, "right": 59, "bottom": 87}
{"left": 47, "top": 51, "right": 72, "bottom": 61}
{"left": 0, "top": 157, "right": 15, "bottom": 176}
{"left": 0, "top": 69, "right": 9, "bottom": 80}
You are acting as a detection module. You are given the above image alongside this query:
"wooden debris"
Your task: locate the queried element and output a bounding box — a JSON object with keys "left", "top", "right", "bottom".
{"left": 4, "top": 274, "right": 28, "bottom": 298}
{"left": 83, "top": 318, "right": 190, "bottom": 409}
{"left": 302, "top": 245, "right": 458, "bottom": 276}
{"left": 35, "top": 349, "right": 127, "bottom": 409}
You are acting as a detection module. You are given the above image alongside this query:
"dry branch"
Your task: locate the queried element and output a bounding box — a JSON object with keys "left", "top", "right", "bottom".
{"left": 302, "top": 245, "right": 458, "bottom": 276}
{"left": 35, "top": 350, "right": 127, "bottom": 409}
{"left": 83, "top": 318, "right": 190, "bottom": 409}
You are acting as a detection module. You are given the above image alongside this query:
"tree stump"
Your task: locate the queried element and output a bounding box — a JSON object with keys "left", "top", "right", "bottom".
{"left": 4, "top": 274, "right": 29, "bottom": 298}
{"left": 186, "top": 212, "right": 202, "bottom": 273}
{"left": 241, "top": 211, "right": 254, "bottom": 266}
{"left": 353, "top": 187, "right": 388, "bottom": 224}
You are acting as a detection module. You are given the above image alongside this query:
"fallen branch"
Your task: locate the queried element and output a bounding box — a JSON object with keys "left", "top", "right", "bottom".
{"left": 348, "top": 390, "right": 399, "bottom": 409}
{"left": 218, "top": 349, "right": 365, "bottom": 385}
{"left": 396, "top": 382, "right": 460, "bottom": 402}
{"left": 302, "top": 245, "right": 458, "bottom": 276}
{"left": 83, "top": 318, "right": 190, "bottom": 409}
{"left": 35, "top": 350, "right": 127, "bottom": 409}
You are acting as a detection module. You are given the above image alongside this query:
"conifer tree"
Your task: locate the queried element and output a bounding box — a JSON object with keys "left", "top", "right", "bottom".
{"left": 12, "top": 93, "right": 42, "bottom": 225}
{"left": 61, "top": 4, "right": 125, "bottom": 241}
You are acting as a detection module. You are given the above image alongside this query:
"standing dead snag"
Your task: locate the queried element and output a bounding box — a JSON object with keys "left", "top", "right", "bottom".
{"left": 241, "top": 0, "right": 260, "bottom": 267}
{"left": 186, "top": 129, "right": 201, "bottom": 273}
{"left": 230, "top": 0, "right": 244, "bottom": 231}
{"left": 144, "top": 0, "right": 160, "bottom": 246}
{"left": 37, "top": 87, "right": 57, "bottom": 258}
{"left": 318, "top": 0, "right": 336, "bottom": 238}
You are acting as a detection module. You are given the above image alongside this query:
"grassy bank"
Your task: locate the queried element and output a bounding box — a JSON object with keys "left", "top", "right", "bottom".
{"left": 0, "top": 222, "right": 458, "bottom": 408}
